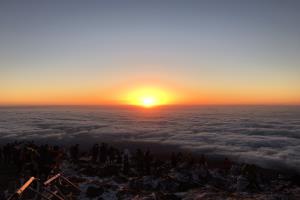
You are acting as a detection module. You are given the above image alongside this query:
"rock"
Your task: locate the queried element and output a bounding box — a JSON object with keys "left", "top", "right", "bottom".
{"left": 209, "top": 172, "right": 229, "bottom": 189}
{"left": 112, "top": 175, "right": 128, "bottom": 184}
{"left": 86, "top": 186, "right": 104, "bottom": 198}
{"left": 129, "top": 178, "right": 145, "bottom": 190}
{"left": 191, "top": 171, "right": 201, "bottom": 183}
{"left": 155, "top": 192, "right": 181, "bottom": 200}
{"left": 101, "top": 191, "right": 117, "bottom": 200}
{"left": 158, "top": 177, "right": 180, "bottom": 192}
{"left": 79, "top": 167, "right": 98, "bottom": 176}
{"left": 268, "top": 194, "right": 290, "bottom": 200}
{"left": 116, "top": 187, "right": 138, "bottom": 199}
{"left": 236, "top": 175, "right": 249, "bottom": 192}
{"left": 97, "top": 165, "right": 119, "bottom": 177}
{"left": 132, "top": 193, "right": 156, "bottom": 200}
{"left": 230, "top": 165, "right": 241, "bottom": 176}
{"left": 142, "top": 176, "right": 159, "bottom": 190}
{"left": 0, "top": 191, "right": 6, "bottom": 200}
{"left": 68, "top": 176, "right": 86, "bottom": 184}
{"left": 172, "top": 171, "right": 191, "bottom": 183}
{"left": 102, "top": 183, "right": 119, "bottom": 191}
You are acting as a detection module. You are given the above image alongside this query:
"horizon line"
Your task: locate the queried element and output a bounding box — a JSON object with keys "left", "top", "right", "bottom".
{"left": 0, "top": 103, "right": 300, "bottom": 107}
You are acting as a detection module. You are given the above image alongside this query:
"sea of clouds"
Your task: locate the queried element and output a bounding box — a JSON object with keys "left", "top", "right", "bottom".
{"left": 0, "top": 106, "right": 300, "bottom": 173}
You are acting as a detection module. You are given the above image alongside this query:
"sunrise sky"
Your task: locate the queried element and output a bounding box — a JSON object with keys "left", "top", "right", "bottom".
{"left": 1, "top": 1, "right": 300, "bottom": 106}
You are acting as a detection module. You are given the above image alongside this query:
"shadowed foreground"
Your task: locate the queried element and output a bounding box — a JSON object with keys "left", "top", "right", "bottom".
{"left": 1, "top": 141, "right": 300, "bottom": 200}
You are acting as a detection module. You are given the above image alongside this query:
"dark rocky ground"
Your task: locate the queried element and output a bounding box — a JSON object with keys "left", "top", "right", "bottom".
{"left": 63, "top": 159, "right": 300, "bottom": 200}
{"left": 1, "top": 141, "right": 300, "bottom": 200}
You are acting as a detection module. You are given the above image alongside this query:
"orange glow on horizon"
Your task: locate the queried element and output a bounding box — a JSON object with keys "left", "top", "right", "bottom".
{"left": 122, "top": 86, "right": 175, "bottom": 107}
{"left": 0, "top": 80, "right": 299, "bottom": 106}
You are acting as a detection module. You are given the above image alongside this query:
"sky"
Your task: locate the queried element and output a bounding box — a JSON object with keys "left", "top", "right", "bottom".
{"left": 0, "top": 0, "right": 300, "bottom": 105}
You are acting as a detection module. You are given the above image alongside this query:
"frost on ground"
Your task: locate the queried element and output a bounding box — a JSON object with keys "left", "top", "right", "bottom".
{"left": 60, "top": 159, "right": 300, "bottom": 200}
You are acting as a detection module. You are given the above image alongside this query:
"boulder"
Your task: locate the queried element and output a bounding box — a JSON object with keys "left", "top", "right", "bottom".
{"left": 86, "top": 186, "right": 104, "bottom": 198}
{"left": 158, "top": 177, "right": 180, "bottom": 192}
{"left": 79, "top": 167, "right": 98, "bottom": 176}
{"left": 97, "top": 165, "right": 119, "bottom": 177}
{"left": 236, "top": 175, "right": 249, "bottom": 192}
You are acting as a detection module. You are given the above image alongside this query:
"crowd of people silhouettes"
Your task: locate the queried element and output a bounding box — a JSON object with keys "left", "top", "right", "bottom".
{"left": 0, "top": 140, "right": 262, "bottom": 196}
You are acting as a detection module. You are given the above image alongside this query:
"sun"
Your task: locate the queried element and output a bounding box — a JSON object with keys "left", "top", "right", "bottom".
{"left": 141, "top": 96, "right": 156, "bottom": 107}
{"left": 124, "top": 86, "right": 172, "bottom": 108}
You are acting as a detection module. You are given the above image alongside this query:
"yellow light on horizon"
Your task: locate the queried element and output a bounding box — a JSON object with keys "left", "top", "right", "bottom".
{"left": 141, "top": 96, "right": 156, "bottom": 107}
{"left": 124, "top": 86, "right": 172, "bottom": 107}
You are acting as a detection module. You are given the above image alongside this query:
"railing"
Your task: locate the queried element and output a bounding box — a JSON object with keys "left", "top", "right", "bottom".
{"left": 7, "top": 174, "right": 81, "bottom": 200}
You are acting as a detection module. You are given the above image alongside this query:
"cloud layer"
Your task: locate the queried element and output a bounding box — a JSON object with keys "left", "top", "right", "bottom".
{"left": 0, "top": 106, "right": 300, "bottom": 172}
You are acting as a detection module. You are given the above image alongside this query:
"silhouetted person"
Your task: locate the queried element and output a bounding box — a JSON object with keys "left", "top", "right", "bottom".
{"left": 99, "top": 143, "right": 108, "bottom": 164}
{"left": 177, "top": 152, "right": 183, "bottom": 163}
{"left": 144, "top": 149, "right": 152, "bottom": 175}
{"left": 122, "top": 149, "right": 130, "bottom": 175}
{"left": 70, "top": 144, "right": 79, "bottom": 163}
{"left": 153, "top": 158, "right": 164, "bottom": 176}
{"left": 135, "top": 148, "right": 144, "bottom": 174}
{"left": 3, "top": 143, "right": 12, "bottom": 163}
{"left": 91, "top": 144, "right": 99, "bottom": 163}
{"left": 242, "top": 164, "right": 260, "bottom": 191}
{"left": 0, "top": 147, "right": 3, "bottom": 163}
{"left": 38, "top": 144, "right": 52, "bottom": 177}
{"left": 223, "top": 157, "right": 232, "bottom": 174}
{"left": 187, "top": 153, "right": 195, "bottom": 167}
{"left": 199, "top": 154, "right": 208, "bottom": 167}
{"left": 171, "top": 152, "right": 178, "bottom": 168}
{"left": 51, "top": 145, "right": 63, "bottom": 170}
{"left": 116, "top": 149, "right": 122, "bottom": 164}
{"left": 108, "top": 146, "right": 115, "bottom": 164}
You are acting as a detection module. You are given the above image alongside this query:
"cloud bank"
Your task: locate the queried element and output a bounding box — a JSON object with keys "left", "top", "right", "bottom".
{"left": 0, "top": 106, "right": 299, "bottom": 173}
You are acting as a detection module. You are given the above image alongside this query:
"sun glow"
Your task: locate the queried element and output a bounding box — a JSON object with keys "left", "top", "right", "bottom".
{"left": 124, "top": 86, "right": 173, "bottom": 107}
{"left": 142, "top": 97, "right": 156, "bottom": 107}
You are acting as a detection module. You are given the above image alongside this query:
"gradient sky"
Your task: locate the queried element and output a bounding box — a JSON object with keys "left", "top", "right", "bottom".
{"left": 1, "top": 0, "right": 300, "bottom": 105}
